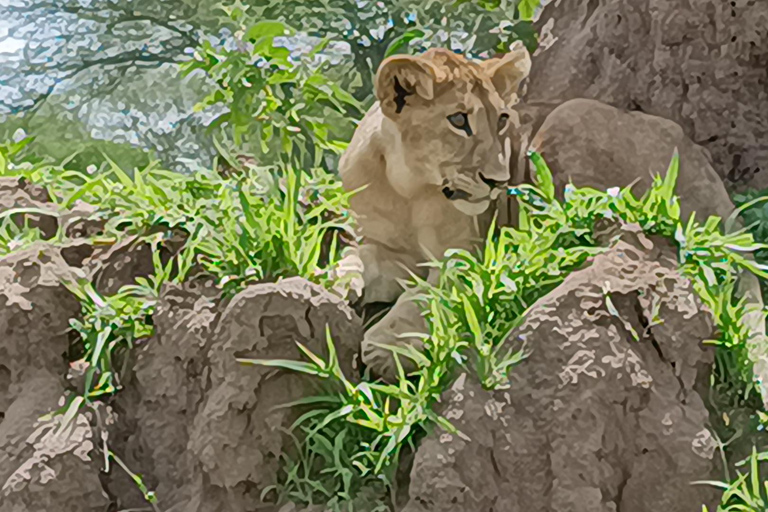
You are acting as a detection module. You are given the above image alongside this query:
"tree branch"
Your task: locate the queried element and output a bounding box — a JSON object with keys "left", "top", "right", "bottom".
{"left": 1, "top": 51, "right": 183, "bottom": 117}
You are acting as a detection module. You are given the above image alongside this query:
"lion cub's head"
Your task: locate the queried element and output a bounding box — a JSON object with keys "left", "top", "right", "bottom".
{"left": 375, "top": 43, "right": 531, "bottom": 216}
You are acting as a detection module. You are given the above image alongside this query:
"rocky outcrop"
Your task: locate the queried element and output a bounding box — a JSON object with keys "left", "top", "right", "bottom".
{"left": 524, "top": 0, "right": 768, "bottom": 190}
{"left": 0, "top": 221, "right": 739, "bottom": 511}
{"left": 0, "top": 239, "right": 367, "bottom": 511}
{"left": 0, "top": 377, "right": 110, "bottom": 512}
{"left": 404, "top": 234, "right": 721, "bottom": 512}
{"left": 107, "top": 276, "right": 364, "bottom": 511}
{"left": 0, "top": 244, "right": 107, "bottom": 511}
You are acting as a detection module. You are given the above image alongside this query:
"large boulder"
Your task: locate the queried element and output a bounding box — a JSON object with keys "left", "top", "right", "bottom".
{"left": 0, "top": 376, "right": 109, "bottom": 512}
{"left": 524, "top": 0, "right": 768, "bottom": 190}
{"left": 524, "top": 98, "right": 736, "bottom": 223}
{"left": 0, "top": 243, "right": 110, "bottom": 510}
{"left": 404, "top": 233, "right": 721, "bottom": 512}
{"left": 103, "top": 277, "right": 221, "bottom": 510}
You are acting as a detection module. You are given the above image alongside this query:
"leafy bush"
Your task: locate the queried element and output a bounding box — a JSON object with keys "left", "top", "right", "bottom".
{"left": 181, "top": 12, "right": 364, "bottom": 171}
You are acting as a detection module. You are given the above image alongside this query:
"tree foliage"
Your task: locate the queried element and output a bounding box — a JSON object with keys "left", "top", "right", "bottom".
{"left": 1, "top": 0, "right": 539, "bottom": 171}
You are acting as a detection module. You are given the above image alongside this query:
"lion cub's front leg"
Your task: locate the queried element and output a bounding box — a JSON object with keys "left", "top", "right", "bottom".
{"left": 360, "top": 269, "right": 438, "bottom": 382}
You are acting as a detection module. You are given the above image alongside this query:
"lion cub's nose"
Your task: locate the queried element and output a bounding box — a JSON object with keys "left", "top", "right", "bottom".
{"left": 479, "top": 173, "right": 506, "bottom": 189}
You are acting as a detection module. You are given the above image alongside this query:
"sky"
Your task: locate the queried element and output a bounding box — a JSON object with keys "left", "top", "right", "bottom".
{"left": 0, "top": 20, "right": 24, "bottom": 55}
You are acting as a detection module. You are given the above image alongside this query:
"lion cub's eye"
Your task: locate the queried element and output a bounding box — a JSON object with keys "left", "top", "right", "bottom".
{"left": 498, "top": 113, "right": 510, "bottom": 133}
{"left": 447, "top": 112, "right": 472, "bottom": 136}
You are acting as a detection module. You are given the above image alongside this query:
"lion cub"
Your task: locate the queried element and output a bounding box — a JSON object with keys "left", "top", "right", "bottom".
{"left": 339, "top": 44, "right": 532, "bottom": 379}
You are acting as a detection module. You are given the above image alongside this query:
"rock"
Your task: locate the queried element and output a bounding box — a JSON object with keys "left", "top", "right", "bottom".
{"left": 86, "top": 237, "right": 157, "bottom": 296}
{"left": 0, "top": 177, "right": 58, "bottom": 240}
{"left": 527, "top": 98, "right": 736, "bottom": 223}
{"left": 188, "top": 277, "right": 363, "bottom": 511}
{"left": 85, "top": 229, "right": 187, "bottom": 296}
{"left": 0, "top": 177, "right": 51, "bottom": 205}
{"left": 525, "top": 0, "right": 768, "bottom": 190}
{"left": 59, "top": 200, "right": 105, "bottom": 240}
{"left": 110, "top": 277, "right": 220, "bottom": 510}
{"left": 509, "top": 98, "right": 768, "bottom": 407}
{"left": 0, "top": 244, "right": 84, "bottom": 416}
{"left": 58, "top": 239, "right": 97, "bottom": 269}
{"left": 0, "top": 375, "right": 109, "bottom": 512}
{"left": 403, "top": 236, "right": 721, "bottom": 512}
{"left": 108, "top": 277, "right": 364, "bottom": 511}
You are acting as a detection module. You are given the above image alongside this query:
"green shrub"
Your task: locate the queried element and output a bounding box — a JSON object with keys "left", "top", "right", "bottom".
{"left": 180, "top": 13, "right": 363, "bottom": 171}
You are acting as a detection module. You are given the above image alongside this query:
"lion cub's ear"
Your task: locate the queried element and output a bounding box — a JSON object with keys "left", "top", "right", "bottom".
{"left": 375, "top": 55, "right": 440, "bottom": 118}
{"left": 483, "top": 41, "right": 532, "bottom": 103}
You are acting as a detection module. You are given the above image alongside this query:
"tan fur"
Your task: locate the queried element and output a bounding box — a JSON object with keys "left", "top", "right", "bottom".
{"left": 340, "top": 44, "right": 532, "bottom": 305}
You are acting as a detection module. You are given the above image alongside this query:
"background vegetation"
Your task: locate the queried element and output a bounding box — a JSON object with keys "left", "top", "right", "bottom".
{"left": 3, "top": 0, "right": 768, "bottom": 510}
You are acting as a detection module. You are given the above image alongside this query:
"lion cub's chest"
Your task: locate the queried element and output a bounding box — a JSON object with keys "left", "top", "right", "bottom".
{"left": 407, "top": 193, "right": 480, "bottom": 259}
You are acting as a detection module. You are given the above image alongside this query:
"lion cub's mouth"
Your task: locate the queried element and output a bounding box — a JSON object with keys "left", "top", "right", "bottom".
{"left": 442, "top": 186, "right": 501, "bottom": 203}
{"left": 442, "top": 187, "right": 471, "bottom": 201}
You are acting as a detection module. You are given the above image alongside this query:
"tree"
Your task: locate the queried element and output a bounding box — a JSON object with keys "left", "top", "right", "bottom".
{"left": 0, "top": 0, "right": 539, "bottom": 171}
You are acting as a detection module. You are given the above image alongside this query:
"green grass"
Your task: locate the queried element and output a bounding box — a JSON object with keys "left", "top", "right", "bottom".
{"left": 1, "top": 139, "right": 357, "bottom": 399}
{"left": 241, "top": 151, "right": 768, "bottom": 510}
{"left": 697, "top": 447, "right": 768, "bottom": 511}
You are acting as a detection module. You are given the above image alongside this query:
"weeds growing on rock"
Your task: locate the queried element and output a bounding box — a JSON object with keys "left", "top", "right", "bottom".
{"left": 1, "top": 144, "right": 357, "bottom": 404}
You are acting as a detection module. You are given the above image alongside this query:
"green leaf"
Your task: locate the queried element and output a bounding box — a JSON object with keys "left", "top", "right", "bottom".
{"left": 462, "top": 295, "right": 484, "bottom": 349}
{"left": 55, "top": 396, "right": 85, "bottom": 437}
{"left": 244, "top": 21, "right": 292, "bottom": 43}
{"left": 384, "top": 29, "right": 426, "bottom": 58}
{"left": 236, "top": 357, "right": 325, "bottom": 376}
{"left": 517, "top": 0, "right": 541, "bottom": 21}
{"left": 1, "top": 206, "right": 61, "bottom": 223}
{"left": 660, "top": 149, "right": 680, "bottom": 203}
{"left": 90, "top": 326, "right": 113, "bottom": 368}
{"left": 527, "top": 151, "right": 555, "bottom": 202}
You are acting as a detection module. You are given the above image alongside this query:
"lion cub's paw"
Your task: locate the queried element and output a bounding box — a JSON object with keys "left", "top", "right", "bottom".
{"left": 327, "top": 247, "right": 365, "bottom": 303}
